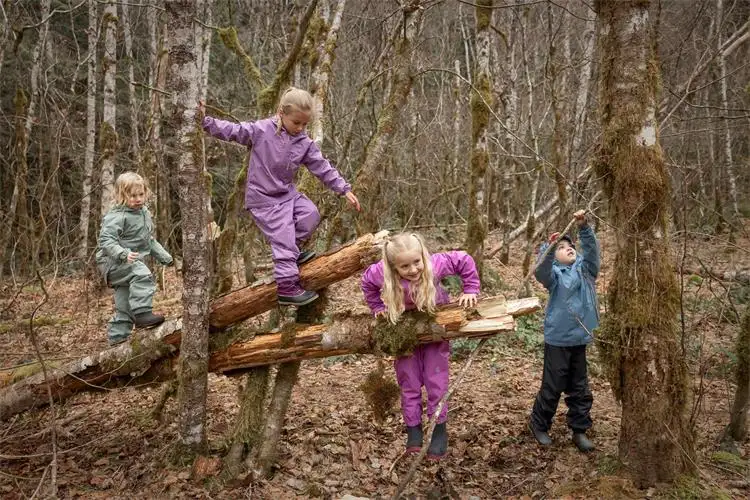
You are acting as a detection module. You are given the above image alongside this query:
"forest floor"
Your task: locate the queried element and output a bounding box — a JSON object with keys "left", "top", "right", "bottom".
{"left": 1, "top": 222, "right": 749, "bottom": 499}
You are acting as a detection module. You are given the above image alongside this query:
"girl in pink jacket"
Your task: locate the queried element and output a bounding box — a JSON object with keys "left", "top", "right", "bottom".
{"left": 361, "top": 233, "right": 480, "bottom": 459}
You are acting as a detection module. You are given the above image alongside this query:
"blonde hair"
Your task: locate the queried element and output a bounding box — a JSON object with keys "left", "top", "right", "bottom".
{"left": 381, "top": 233, "right": 437, "bottom": 324}
{"left": 113, "top": 171, "right": 150, "bottom": 207}
{"left": 275, "top": 87, "right": 316, "bottom": 134}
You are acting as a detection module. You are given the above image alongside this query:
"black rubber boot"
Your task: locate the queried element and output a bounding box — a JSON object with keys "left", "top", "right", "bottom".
{"left": 278, "top": 289, "right": 319, "bottom": 306}
{"left": 529, "top": 421, "right": 553, "bottom": 446}
{"left": 405, "top": 425, "right": 423, "bottom": 454}
{"left": 297, "top": 250, "right": 316, "bottom": 265}
{"left": 572, "top": 432, "right": 594, "bottom": 452}
{"left": 133, "top": 311, "right": 165, "bottom": 328}
{"left": 427, "top": 422, "right": 448, "bottom": 460}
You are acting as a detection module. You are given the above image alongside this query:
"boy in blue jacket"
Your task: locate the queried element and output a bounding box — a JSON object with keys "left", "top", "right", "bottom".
{"left": 529, "top": 209, "right": 599, "bottom": 452}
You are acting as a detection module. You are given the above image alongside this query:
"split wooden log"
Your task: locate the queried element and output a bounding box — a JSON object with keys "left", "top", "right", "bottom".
{"left": 209, "top": 230, "right": 389, "bottom": 330}
{"left": 0, "top": 296, "right": 540, "bottom": 420}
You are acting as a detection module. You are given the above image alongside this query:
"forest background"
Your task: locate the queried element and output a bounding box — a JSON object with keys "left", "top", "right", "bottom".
{"left": 0, "top": 0, "right": 749, "bottom": 498}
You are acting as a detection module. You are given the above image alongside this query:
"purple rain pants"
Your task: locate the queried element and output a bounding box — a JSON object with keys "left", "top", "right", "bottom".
{"left": 249, "top": 193, "right": 320, "bottom": 294}
{"left": 394, "top": 340, "right": 450, "bottom": 427}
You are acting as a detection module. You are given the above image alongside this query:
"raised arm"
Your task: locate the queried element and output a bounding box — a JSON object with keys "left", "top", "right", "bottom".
{"left": 361, "top": 262, "right": 386, "bottom": 315}
{"left": 578, "top": 224, "right": 600, "bottom": 278}
{"left": 202, "top": 116, "right": 256, "bottom": 147}
{"left": 534, "top": 242, "right": 558, "bottom": 290}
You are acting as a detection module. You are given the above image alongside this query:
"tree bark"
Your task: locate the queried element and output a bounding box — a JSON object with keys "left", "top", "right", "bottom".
{"left": 78, "top": 0, "right": 98, "bottom": 263}
{"left": 594, "top": 0, "right": 695, "bottom": 485}
{"left": 166, "top": 0, "right": 212, "bottom": 455}
{"left": 353, "top": 3, "right": 424, "bottom": 234}
{"left": 0, "top": 296, "right": 539, "bottom": 420}
{"left": 724, "top": 305, "right": 749, "bottom": 441}
{"left": 210, "top": 230, "right": 388, "bottom": 330}
{"left": 99, "top": 0, "right": 117, "bottom": 213}
{"left": 464, "top": 0, "right": 492, "bottom": 276}
{"left": 120, "top": 1, "right": 140, "bottom": 161}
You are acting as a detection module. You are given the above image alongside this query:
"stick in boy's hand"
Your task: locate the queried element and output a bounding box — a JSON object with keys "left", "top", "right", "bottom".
{"left": 573, "top": 209, "right": 587, "bottom": 226}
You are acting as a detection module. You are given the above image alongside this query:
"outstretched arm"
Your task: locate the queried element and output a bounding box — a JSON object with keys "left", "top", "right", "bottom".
{"left": 201, "top": 113, "right": 256, "bottom": 146}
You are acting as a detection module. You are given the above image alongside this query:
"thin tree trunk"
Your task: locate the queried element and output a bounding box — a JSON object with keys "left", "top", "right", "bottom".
{"left": 594, "top": 0, "right": 695, "bottom": 485}
{"left": 78, "top": 0, "right": 98, "bottom": 263}
{"left": 121, "top": 1, "right": 140, "bottom": 161}
{"left": 353, "top": 3, "right": 424, "bottom": 234}
{"left": 1, "top": 0, "right": 51, "bottom": 275}
{"left": 99, "top": 0, "right": 117, "bottom": 213}
{"left": 715, "top": 0, "right": 739, "bottom": 221}
{"left": 464, "top": 0, "right": 492, "bottom": 276}
{"left": 166, "top": 0, "right": 211, "bottom": 456}
{"left": 568, "top": 6, "right": 596, "bottom": 182}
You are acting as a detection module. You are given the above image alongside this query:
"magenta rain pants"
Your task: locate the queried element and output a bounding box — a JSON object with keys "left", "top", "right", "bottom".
{"left": 394, "top": 340, "right": 450, "bottom": 426}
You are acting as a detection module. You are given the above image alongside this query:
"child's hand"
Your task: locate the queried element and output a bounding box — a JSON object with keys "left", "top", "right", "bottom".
{"left": 548, "top": 232, "right": 560, "bottom": 244}
{"left": 126, "top": 251, "right": 140, "bottom": 263}
{"left": 197, "top": 100, "right": 206, "bottom": 120}
{"left": 345, "top": 191, "right": 361, "bottom": 212}
{"left": 573, "top": 209, "right": 587, "bottom": 226}
{"left": 375, "top": 310, "right": 387, "bottom": 319}
{"left": 458, "top": 293, "right": 477, "bottom": 308}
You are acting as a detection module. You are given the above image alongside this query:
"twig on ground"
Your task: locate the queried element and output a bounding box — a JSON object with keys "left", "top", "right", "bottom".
{"left": 27, "top": 272, "right": 56, "bottom": 498}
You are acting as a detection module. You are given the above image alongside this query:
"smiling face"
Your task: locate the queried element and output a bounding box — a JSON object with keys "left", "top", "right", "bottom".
{"left": 393, "top": 249, "right": 425, "bottom": 282}
{"left": 279, "top": 108, "right": 310, "bottom": 136}
{"left": 554, "top": 240, "right": 577, "bottom": 266}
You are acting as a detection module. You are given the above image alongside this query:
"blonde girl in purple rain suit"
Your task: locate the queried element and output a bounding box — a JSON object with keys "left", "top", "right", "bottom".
{"left": 201, "top": 87, "right": 361, "bottom": 306}
{"left": 361, "top": 233, "right": 480, "bottom": 460}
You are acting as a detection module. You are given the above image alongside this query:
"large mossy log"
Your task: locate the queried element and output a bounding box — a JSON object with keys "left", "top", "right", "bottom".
{"left": 0, "top": 297, "right": 540, "bottom": 420}
{"left": 209, "top": 231, "right": 388, "bottom": 330}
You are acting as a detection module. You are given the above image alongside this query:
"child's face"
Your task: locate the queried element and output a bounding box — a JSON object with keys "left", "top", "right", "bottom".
{"left": 125, "top": 187, "right": 146, "bottom": 210}
{"left": 279, "top": 109, "right": 310, "bottom": 136}
{"left": 393, "top": 249, "right": 424, "bottom": 281}
{"left": 555, "top": 240, "right": 577, "bottom": 266}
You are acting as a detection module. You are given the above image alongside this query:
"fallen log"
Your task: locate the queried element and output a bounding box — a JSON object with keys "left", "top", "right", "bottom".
{"left": 0, "top": 296, "right": 540, "bottom": 420}
{"left": 209, "top": 230, "right": 389, "bottom": 330}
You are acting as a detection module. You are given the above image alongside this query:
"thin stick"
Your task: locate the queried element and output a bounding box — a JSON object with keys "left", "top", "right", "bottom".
{"left": 514, "top": 217, "right": 578, "bottom": 297}
{"left": 27, "top": 272, "right": 56, "bottom": 498}
{"left": 392, "top": 337, "right": 489, "bottom": 500}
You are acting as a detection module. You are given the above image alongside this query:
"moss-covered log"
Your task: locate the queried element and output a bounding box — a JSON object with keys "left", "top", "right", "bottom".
{"left": 209, "top": 230, "right": 388, "bottom": 330}
{"left": 0, "top": 296, "right": 539, "bottom": 420}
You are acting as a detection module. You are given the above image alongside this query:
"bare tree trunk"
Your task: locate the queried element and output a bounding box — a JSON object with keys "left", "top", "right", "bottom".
{"left": 99, "top": 0, "right": 118, "bottom": 213}
{"left": 166, "top": 0, "right": 211, "bottom": 456}
{"left": 78, "top": 0, "right": 98, "bottom": 263}
{"left": 569, "top": 6, "right": 596, "bottom": 181}
{"left": 1, "top": 0, "right": 51, "bottom": 275}
{"left": 121, "top": 1, "right": 140, "bottom": 161}
{"left": 464, "top": 0, "right": 492, "bottom": 276}
{"left": 297, "top": 0, "right": 347, "bottom": 249}
{"left": 594, "top": 0, "right": 695, "bottom": 485}
{"left": 353, "top": 3, "right": 424, "bottom": 234}
{"left": 715, "top": 0, "right": 739, "bottom": 221}
{"left": 494, "top": 11, "right": 518, "bottom": 265}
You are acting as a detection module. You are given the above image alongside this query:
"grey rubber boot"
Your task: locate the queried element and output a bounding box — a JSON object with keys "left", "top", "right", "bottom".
{"left": 427, "top": 422, "right": 448, "bottom": 460}
{"left": 406, "top": 425, "right": 423, "bottom": 453}
{"left": 529, "top": 421, "right": 553, "bottom": 446}
{"left": 133, "top": 311, "right": 165, "bottom": 328}
{"left": 572, "top": 432, "right": 594, "bottom": 452}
